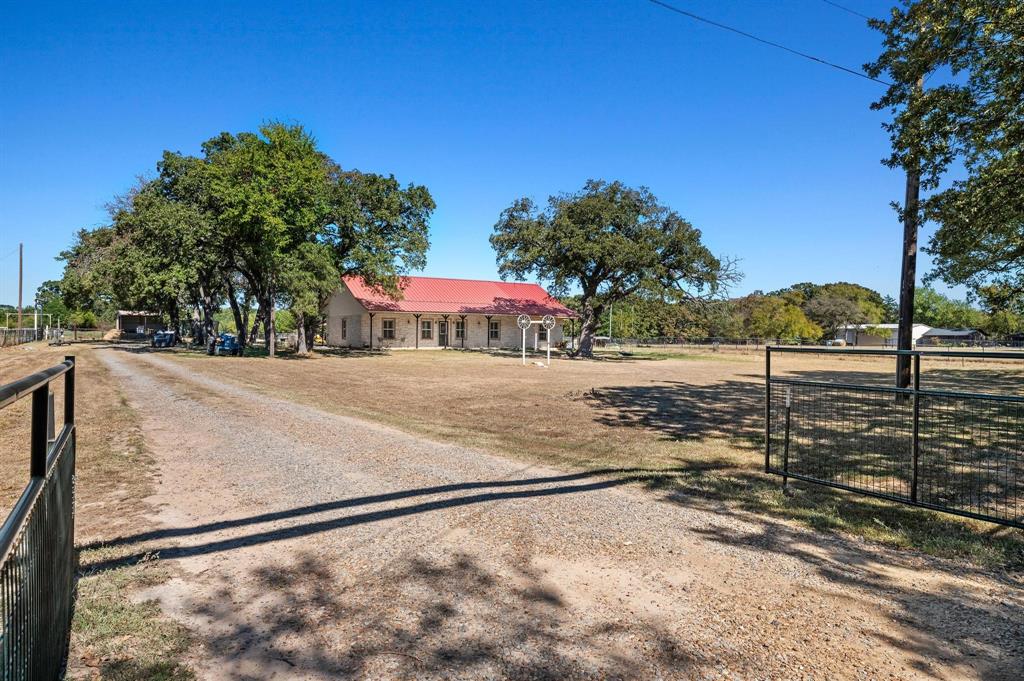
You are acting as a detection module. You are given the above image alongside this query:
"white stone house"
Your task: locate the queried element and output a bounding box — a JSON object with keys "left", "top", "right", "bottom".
{"left": 324, "top": 275, "right": 577, "bottom": 350}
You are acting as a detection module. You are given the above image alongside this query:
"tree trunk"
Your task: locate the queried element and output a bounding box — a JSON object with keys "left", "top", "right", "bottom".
{"left": 241, "top": 301, "right": 251, "bottom": 347}
{"left": 198, "top": 285, "right": 216, "bottom": 349}
{"left": 295, "top": 311, "right": 309, "bottom": 355}
{"left": 266, "top": 290, "right": 276, "bottom": 358}
{"left": 191, "top": 307, "right": 204, "bottom": 346}
{"left": 575, "top": 303, "right": 602, "bottom": 358}
{"left": 226, "top": 277, "right": 247, "bottom": 350}
{"left": 249, "top": 315, "right": 261, "bottom": 348}
{"left": 306, "top": 318, "right": 316, "bottom": 350}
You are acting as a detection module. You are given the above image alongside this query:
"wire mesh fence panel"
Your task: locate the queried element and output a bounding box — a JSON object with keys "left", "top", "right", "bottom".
{"left": 917, "top": 395, "right": 1023, "bottom": 525}
{"left": 768, "top": 381, "right": 914, "bottom": 500}
{"left": 765, "top": 347, "right": 1024, "bottom": 528}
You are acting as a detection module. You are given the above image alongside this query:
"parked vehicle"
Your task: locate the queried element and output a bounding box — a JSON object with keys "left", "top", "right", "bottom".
{"left": 151, "top": 330, "right": 177, "bottom": 348}
{"left": 208, "top": 332, "right": 241, "bottom": 356}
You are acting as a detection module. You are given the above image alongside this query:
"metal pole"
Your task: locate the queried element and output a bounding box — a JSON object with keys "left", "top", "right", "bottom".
{"left": 547, "top": 333, "right": 551, "bottom": 367}
{"left": 765, "top": 346, "right": 771, "bottom": 471}
{"left": 31, "top": 385, "right": 48, "bottom": 477}
{"left": 521, "top": 327, "right": 526, "bottom": 365}
{"left": 17, "top": 242, "right": 23, "bottom": 331}
{"left": 782, "top": 387, "right": 792, "bottom": 491}
{"left": 911, "top": 352, "right": 921, "bottom": 502}
{"left": 64, "top": 356, "right": 75, "bottom": 426}
{"left": 896, "top": 75, "right": 925, "bottom": 390}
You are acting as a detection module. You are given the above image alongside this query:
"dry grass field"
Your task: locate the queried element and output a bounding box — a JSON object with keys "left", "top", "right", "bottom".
{"left": 160, "top": 345, "right": 1024, "bottom": 569}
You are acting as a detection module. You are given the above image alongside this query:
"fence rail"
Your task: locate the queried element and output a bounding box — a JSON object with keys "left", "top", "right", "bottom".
{"left": 765, "top": 347, "right": 1023, "bottom": 528}
{"left": 0, "top": 357, "right": 77, "bottom": 679}
{"left": 591, "top": 336, "right": 1024, "bottom": 351}
{"left": 0, "top": 328, "right": 44, "bottom": 348}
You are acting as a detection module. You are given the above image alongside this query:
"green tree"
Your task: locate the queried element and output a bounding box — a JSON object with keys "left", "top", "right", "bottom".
{"left": 866, "top": 1, "right": 1023, "bottom": 310}
{"left": 201, "top": 123, "right": 330, "bottom": 356}
{"left": 882, "top": 294, "right": 899, "bottom": 323}
{"left": 804, "top": 295, "right": 869, "bottom": 338}
{"left": 914, "top": 286, "right": 988, "bottom": 328}
{"left": 106, "top": 180, "right": 225, "bottom": 341}
{"left": 201, "top": 124, "right": 434, "bottom": 355}
{"left": 769, "top": 282, "right": 886, "bottom": 324}
{"left": 56, "top": 227, "right": 118, "bottom": 323}
{"left": 35, "top": 280, "right": 69, "bottom": 322}
{"left": 742, "top": 296, "right": 823, "bottom": 340}
{"left": 491, "top": 180, "right": 735, "bottom": 357}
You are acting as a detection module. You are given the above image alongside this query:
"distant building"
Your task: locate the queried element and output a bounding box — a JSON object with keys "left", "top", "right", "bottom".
{"left": 835, "top": 323, "right": 985, "bottom": 347}
{"left": 918, "top": 328, "right": 987, "bottom": 345}
{"left": 116, "top": 310, "right": 163, "bottom": 335}
{"left": 835, "top": 323, "right": 930, "bottom": 347}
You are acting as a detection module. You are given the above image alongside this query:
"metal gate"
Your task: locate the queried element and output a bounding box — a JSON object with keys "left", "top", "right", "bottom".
{"left": 765, "top": 347, "right": 1023, "bottom": 528}
{"left": 0, "top": 357, "right": 77, "bottom": 679}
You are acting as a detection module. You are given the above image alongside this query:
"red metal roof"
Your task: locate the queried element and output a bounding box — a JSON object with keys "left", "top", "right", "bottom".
{"left": 341, "top": 275, "right": 577, "bottom": 317}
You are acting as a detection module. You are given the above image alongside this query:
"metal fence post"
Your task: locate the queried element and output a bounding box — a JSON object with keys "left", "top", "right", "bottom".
{"left": 911, "top": 352, "right": 920, "bottom": 503}
{"left": 31, "top": 385, "right": 48, "bottom": 477}
{"left": 765, "top": 346, "right": 771, "bottom": 471}
{"left": 64, "top": 356, "right": 75, "bottom": 426}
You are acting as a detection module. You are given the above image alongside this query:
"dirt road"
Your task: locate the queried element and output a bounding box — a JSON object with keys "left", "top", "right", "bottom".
{"left": 89, "top": 348, "right": 1022, "bottom": 680}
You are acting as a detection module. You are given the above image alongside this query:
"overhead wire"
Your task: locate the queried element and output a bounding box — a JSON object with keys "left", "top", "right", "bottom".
{"left": 645, "top": 0, "right": 890, "bottom": 86}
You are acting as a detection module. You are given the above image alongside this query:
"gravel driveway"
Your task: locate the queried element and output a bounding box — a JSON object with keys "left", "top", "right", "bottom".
{"left": 94, "top": 348, "right": 1022, "bottom": 680}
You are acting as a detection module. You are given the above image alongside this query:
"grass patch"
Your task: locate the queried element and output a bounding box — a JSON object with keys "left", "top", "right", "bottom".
{"left": 72, "top": 558, "right": 194, "bottom": 681}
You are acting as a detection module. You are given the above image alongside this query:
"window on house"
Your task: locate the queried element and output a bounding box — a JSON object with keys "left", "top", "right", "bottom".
{"left": 538, "top": 327, "right": 548, "bottom": 341}
{"left": 341, "top": 318, "right": 347, "bottom": 340}
{"left": 420, "top": 320, "right": 432, "bottom": 339}
{"left": 382, "top": 319, "right": 396, "bottom": 340}
{"left": 455, "top": 319, "right": 465, "bottom": 340}
{"left": 489, "top": 319, "right": 500, "bottom": 340}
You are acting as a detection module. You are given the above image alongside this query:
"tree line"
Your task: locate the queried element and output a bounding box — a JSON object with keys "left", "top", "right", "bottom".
{"left": 562, "top": 282, "right": 1024, "bottom": 342}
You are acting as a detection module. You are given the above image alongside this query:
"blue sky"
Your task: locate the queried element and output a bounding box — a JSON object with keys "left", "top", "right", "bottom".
{"left": 0, "top": 0, "right": 958, "bottom": 306}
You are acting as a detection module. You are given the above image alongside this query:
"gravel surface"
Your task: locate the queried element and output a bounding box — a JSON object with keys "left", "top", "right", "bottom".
{"left": 95, "top": 348, "right": 1023, "bottom": 680}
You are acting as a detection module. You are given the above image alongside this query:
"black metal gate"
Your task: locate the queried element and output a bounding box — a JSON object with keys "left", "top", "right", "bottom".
{"left": 0, "top": 357, "right": 77, "bottom": 679}
{"left": 765, "top": 347, "right": 1023, "bottom": 528}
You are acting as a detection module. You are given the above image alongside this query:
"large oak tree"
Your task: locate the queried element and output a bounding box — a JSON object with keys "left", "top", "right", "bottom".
{"left": 491, "top": 180, "right": 734, "bottom": 357}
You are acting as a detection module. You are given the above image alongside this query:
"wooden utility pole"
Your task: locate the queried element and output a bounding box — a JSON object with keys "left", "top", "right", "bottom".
{"left": 17, "top": 243, "right": 23, "bottom": 331}
{"left": 896, "top": 76, "right": 925, "bottom": 389}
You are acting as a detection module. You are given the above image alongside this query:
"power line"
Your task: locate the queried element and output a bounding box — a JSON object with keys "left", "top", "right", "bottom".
{"left": 646, "top": 0, "right": 890, "bottom": 86}
{"left": 821, "top": 0, "right": 873, "bottom": 22}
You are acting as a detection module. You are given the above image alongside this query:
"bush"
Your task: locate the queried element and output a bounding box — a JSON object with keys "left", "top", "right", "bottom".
{"left": 69, "top": 310, "right": 98, "bottom": 329}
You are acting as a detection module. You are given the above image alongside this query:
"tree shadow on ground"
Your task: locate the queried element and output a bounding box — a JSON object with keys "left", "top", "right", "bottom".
{"left": 686, "top": 520, "right": 1023, "bottom": 680}
{"left": 181, "top": 550, "right": 707, "bottom": 680}
{"left": 582, "top": 372, "right": 1024, "bottom": 568}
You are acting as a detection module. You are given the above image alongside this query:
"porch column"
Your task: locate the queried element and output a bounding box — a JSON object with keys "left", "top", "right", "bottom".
{"left": 485, "top": 315, "right": 492, "bottom": 348}
{"left": 441, "top": 314, "right": 449, "bottom": 348}
{"left": 459, "top": 315, "right": 467, "bottom": 348}
{"left": 368, "top": 312, "right": 374, "bottom": 350}
{"left": 414, "top": 314, "right": 421, "bottom": 349}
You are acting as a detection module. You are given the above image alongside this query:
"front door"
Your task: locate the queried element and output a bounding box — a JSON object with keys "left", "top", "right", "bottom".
{"left": 438, "top": 319, "right": 448, "bottom": 346}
